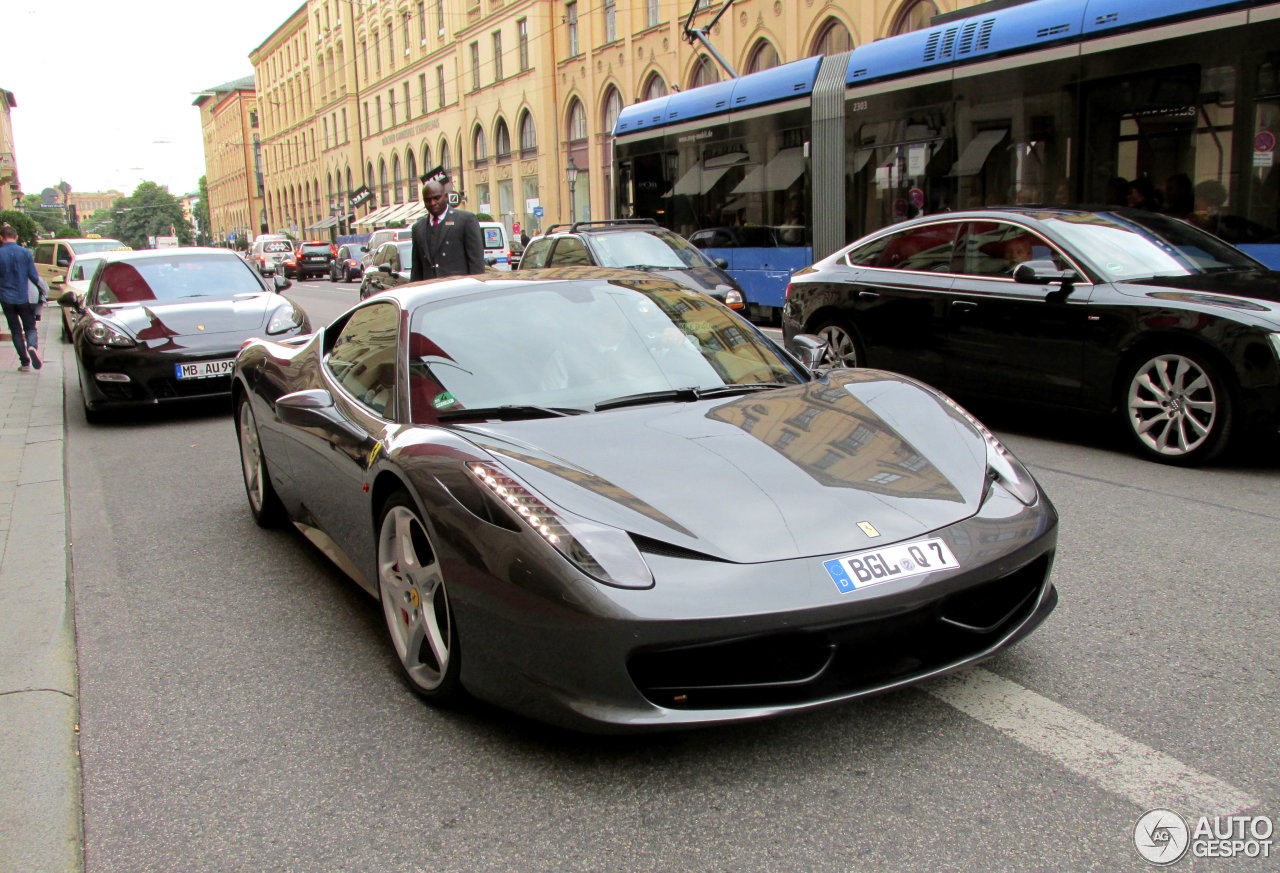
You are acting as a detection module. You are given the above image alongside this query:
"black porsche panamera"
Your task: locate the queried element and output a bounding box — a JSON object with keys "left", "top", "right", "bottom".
{"left": 782, "top": 207, "right": 1280, "bottom": 465}
{"left": 59, "top": 248, "right": 311, "bottom": 421}
{"left": 233, "top": 267, "right": 1058, "bottom": 732}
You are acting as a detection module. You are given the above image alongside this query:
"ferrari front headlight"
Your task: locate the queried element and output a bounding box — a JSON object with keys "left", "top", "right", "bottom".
{"left": 468, "top": 461, "right": 654, "bottom": 589}
{"left": 936, "top": 394, "right": 1040, "bottom": 506}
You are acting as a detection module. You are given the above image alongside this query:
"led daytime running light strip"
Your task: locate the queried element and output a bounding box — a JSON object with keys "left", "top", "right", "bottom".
{"left": 469, "top": 462, "right": 615, "bottom": 577}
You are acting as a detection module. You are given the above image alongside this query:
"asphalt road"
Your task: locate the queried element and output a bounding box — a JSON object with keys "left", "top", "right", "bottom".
{"left": 65, "top": 279, "right": 1280, "bottom": 872}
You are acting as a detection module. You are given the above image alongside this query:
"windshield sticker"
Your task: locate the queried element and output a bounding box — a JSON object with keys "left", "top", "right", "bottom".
{"left": 432, "top": 392, "right": 458, "bottom": 410}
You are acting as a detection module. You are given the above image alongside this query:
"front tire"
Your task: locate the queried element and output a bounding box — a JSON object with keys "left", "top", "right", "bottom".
{"left": 237, "top": 396, "right": 285, "bottom": 525}
{"left": 377, "top": 491, "right": 463, "bottom": 702}
{"left": 1122, "top": 349, "right": 1234, "bottom": 465}
{"left": 813, "top": 318, "right": 863, "bottom": 369}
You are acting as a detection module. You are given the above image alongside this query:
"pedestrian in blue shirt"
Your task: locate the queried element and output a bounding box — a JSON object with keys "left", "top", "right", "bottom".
{"left": 0, "top": 223, "right": 44, "bottom": 371}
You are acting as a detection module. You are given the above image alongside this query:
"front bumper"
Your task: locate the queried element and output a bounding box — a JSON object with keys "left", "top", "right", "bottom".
{"left": 445, "top": 482, "right": 1059, "bottom": 733}
{"left": 78, "top": 338, "right": 258, "bottom": 410}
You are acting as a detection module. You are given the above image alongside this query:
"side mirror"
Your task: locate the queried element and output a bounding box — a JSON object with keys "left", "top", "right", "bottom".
{"left": 713, "top": 257, "right": 729, "bottom": 269}
{"left": 358, "top": 245, "right": 368, "bottom": 254}
{"left": 378, "top": 263, "right": 393, "bottom": 273}
{"left": 787, "top": 333, "right": 828, "bottom": 371}
{"left": 57, "top": 290, "right": 82, "bottom": 310}
{"left": 273, "top": 275, "right": 292, "bottom": 292}
{"left": 1014, "top": 260, "right": 1078, "bottom": 287}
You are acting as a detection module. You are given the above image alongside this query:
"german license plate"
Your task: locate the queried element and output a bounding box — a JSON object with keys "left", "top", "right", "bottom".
{"left": 824, "top": 537, "right": 959, "bottom": 593}
{"left": 175, "top": 359, "right": 235, "bottom": 380}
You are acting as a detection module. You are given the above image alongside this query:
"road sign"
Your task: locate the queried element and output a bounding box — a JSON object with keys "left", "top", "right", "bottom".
{"left": 512, "top": 222, "right": 521, "bottom": 234}
{"left": 533, "top": 206, "right": 544, "bottom": 218}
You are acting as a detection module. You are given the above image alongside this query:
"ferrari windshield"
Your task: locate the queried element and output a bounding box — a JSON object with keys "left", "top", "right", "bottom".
{"left": 95, "top": 254, "right": 266, "bottom": 303}
{"left": 407, "top": 279, "right": 803, "bottom": 422}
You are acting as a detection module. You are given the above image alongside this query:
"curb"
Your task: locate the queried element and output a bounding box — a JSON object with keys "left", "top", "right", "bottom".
{"left": 0, "top": 312, "right": 82, "bottom": 873}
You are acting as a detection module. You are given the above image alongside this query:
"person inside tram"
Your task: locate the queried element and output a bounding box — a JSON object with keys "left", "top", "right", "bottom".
{"left": 1125, "top": 176, "right": 1162, "bottom": 211}
{"left": 1163, "top": 173, "right": 1195, "bottom": 220}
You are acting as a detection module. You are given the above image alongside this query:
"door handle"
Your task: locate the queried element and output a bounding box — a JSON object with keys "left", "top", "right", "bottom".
{"left": 857, "top": 291, "right": 880, "bottom": 300}
{"left": 952, "top": 300, "right": 978, "bottom": 310}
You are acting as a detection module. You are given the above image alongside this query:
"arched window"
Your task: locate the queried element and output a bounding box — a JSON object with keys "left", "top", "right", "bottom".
{"left": 473, "top": 124, "right": 488, "bottom": 163}
{"left": 602, "top": 87, "right": 623, "bottom": 138}
{"left": 366, "top": 161, "right": 375, "bottom": 190}
{"left": 810, "top": 17, "right": 853, "bottom": 56}
{"left": 745, "top": 40, "right": 780, "bottom": 74}
{"left": 439, "top": 139, "right": 451, "bottom": 172}
{"left": 494, "top": 117, "right": 511, "bottom": 160}
{"left": 690, "top": 55, "right": 719, "bottom": 89}
{"left": 890, "top": 0, "right": 939, "bottom": 36}
{"left": 393, "top": 154, "right": 404, "bottom": 203}
{"left": 406, "top": 149, "right": 418, "bottom": 188}
{"left": 567, "top": 99, "right": 587, "bottom": 144}
{"left": 379, "top": 158, "right": 389, "bottom": 206}
{"left": 421, "top": 142, "right": 432, "bottom": 174}
{"left": 642, "top": 73, "right": 668, "bottom": 102}
{"left": 518, "top": 110, "right": 537, "bottom": 155}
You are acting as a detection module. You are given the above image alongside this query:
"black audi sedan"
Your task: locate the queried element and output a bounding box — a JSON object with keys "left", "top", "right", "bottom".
{"left": 234, "top": 267, "right": 1057, "bottom": 731}
{"left": 783, "top": 208, "right": 1280, "bottom": 465}
{"left": 60, "top": 248, "right": 311, "bottom": 421}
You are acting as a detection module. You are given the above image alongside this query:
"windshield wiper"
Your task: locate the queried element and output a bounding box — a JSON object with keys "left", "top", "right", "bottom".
{"left": 436, "top": 404, "right": 587, "bottom": 421}
{"left": 692, "top": 382, "right": 792, "bottom": 397}
{"left": 594, "top": 383, "right": 788, "bottom": 411}
{"left": 594, "top": 387, "right": 702, "bottom": 411}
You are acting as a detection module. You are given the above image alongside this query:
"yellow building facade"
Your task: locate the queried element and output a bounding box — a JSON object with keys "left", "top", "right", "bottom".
{"left": 244, "top": 0, "right": 974, "bottom": 238}
{"left": 194, "top": 75, "right": 265, "bottom": 245}
{"left": 0, "top": 88, "right": 19, "bottom": 212}
{"left": 66, "top": 190, "right": 126, "bottom": 219}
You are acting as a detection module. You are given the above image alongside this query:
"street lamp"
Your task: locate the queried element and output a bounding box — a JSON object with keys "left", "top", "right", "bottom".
{"left": 565, "top": 155, "right": 579, "bottom": 224}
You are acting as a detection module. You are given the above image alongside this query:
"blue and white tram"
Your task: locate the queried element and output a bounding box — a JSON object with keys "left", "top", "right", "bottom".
{"left": 613, "top": 0, "right": 1280, "bottom": 319}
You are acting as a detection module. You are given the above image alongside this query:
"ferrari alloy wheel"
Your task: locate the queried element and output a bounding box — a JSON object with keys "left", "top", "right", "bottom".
{"left": 377, "top": 491, "right": 462, "bottom": 701}
{"left": 815, "top": 320, "right": 862, "bottom": 369}
{"left": 1124, "top": 350, "right": 1233, "bottom": 465}
{"left": 237, "top": 396, "right": 284, "bottom": 525}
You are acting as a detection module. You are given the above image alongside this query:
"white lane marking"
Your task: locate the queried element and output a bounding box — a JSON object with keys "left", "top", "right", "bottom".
{"left": 927, "top": 668, "right": 1259, "bottom": 815}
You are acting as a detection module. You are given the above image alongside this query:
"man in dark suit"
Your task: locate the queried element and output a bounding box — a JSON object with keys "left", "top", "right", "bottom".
{"left": 410, "top": 180, "right": 485, "bottom": 280}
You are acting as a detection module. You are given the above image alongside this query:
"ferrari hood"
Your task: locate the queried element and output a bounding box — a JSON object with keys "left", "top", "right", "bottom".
{"left": 96, "top": 293, "right": 283, "bottom": 339}
{"left": 457, "top": 371, "right": 992, "bottom": 563}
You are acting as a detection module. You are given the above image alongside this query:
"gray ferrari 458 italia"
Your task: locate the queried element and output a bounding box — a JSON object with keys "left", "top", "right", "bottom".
{"left": 233, "top": 266, "right": 1059, "bottom": 732}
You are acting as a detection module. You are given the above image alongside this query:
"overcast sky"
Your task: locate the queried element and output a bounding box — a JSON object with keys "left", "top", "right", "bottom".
{"left": 8, "top": 0, "right": 304, "bottom": 199}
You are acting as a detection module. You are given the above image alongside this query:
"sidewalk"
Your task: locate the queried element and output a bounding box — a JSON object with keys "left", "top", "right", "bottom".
{"left": 0, "top": 312, "right": 81, "bottom": 873}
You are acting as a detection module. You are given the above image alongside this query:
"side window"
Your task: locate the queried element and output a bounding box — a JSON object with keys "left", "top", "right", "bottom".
{"left": 388, "top": 245, "right": 401, "bottom": 272}
{"left": 548, "top": 237, "right": 591, "bottom": 266}
{"left": 848, "top": 224, "right": 959, "bottom": 272}
{"left": 34, "top": 244, "right": 54, "bottom": 265}
{"left": 324, "top": 302, "right": 401, "bottom": 417}
{"left": 56, "top": 245, "right": 74, "bottom": 268}
{"left": 520, "top": 238, "right": 552, "bottom": 269}
{"left": 958, "top": 222, "right": 1067, "bottom": 278}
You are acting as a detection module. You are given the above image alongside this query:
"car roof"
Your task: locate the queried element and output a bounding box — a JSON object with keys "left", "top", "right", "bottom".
{"left": 377, "top": 266, "right": 692, "bottom": 309}
{"left": 90, "top": 247, "right": 250, "bottom": 264}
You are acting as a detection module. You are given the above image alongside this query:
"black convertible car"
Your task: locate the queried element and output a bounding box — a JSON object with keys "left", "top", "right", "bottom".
{"left": 234, "top": 268, "right": 1058, "bottom": 732}
{"left": 59, "top": 248, "right": 311, "bottom": 421}
{"left": 782, "top": 207, "right": 1280, "bottom": 465}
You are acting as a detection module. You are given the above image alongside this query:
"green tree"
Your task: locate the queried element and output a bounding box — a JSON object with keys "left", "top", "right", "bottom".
{"left": 82, "top": 207, "right": 116, "bottom": 237}
{"left": 21, "top": 194, "right": 68, "bottom": 235}
{"left": 110, "top": 182, "right": 192, "bottom": 249}
{"left": 0, "top": 210, "right": 39, "bottom": 246}
{"left": 194, "top": 176, "right": 211, "bottom": 246}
